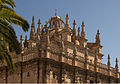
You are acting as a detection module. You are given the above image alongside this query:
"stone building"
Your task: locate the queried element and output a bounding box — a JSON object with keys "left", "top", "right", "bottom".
{"left": 0, "top": 13, "right": 120, "bottom": 83}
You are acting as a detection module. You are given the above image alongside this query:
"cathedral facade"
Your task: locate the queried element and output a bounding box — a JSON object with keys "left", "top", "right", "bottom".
{"left": 0, "top": 13, "right": 120, "bottom": 83}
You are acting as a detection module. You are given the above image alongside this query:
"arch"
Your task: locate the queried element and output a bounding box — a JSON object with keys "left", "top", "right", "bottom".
{"left": 90, "top": 80, "right": 94, "bottom": 83}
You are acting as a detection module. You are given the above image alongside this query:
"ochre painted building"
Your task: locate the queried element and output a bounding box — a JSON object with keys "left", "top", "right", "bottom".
{"left": 0, "top": 13, "right": 120, "bottom": 83}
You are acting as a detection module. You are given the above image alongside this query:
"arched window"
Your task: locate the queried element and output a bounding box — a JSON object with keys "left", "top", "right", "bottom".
{"left": 52, "top": 20, "right": 60, "bottom": 28}
{"left": 52, "top": 21, "right": 55, "bottom": 28}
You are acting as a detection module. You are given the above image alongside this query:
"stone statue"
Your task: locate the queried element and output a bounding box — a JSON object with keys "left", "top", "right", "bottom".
{"left": 49, "top": 71, "right": 53, "bottom": 83}
{"left": 75, "top": 77, "right": 81, "bottom": 83}
{"left": 62, "top": 74, "right": 71, "bottom": 83}
{"left": 53, "top": 75, "right": 58, "bottom": 83}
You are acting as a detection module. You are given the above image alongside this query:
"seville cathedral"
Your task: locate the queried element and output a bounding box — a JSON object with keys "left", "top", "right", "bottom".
{"left": 0, "top": 13, "right": 120, "bottom": 83}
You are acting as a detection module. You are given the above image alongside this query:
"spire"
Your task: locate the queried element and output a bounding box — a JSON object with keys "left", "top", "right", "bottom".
{"left": 20, "top": 35, "right": 23, "bottom": 42}
{"left": 30, "top": 16, "right": 35, "bottom": 40}
{"left": 73, "top": 20, "right": 76, "bottom": 36}
{"left": 115, "top": 58, "right": 118, "bottom": 71}
{"left": 32, "top": 16, "right": 35, "bottom": 27}
{"left": 44, "top": 21, "right": 47, "bottom": 32}
{"left": 55, "top": 9, "right": 57, "bottom": 16}
{"left": 81, "top": 21, "right": 85, "bottom": 39}
{"left": 37, "top": 19, "right": 41, "bottom": 34}
{"left": 20, "top": 35, "right": 24, "bottom": 49}
{"left": 24, "top": 35, "right": 28, "bottom": 48}
{"left": 96, "top": 29, "right": 101, "bottom": 45}
{"left": 107, "top": 54, "right": 110, "bottom": 67}
{"left": 78, "top": 26, "right": 80, "bottom": 36}
{"left": 38, "top": 19, "right": 41, "bottom": 29}
{"left": 65, "top": 13, "right": 70, "bottom": 32}
{"left": 66, "top": 13, "right": 69, "bottom": 25}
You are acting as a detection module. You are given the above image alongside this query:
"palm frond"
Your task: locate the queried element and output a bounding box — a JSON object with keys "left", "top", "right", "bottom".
{"left": 1, "top": 0, "right": 16, "bottom": 8}
{"left": 0, "top": 0, "right": 29, "bottom": 73}
{"left": 1, "top": 44, "right": 14, "bottom": 73}
{"left": 1, "top": 4, "right": 14, "bottom": 11}
{"left": 0, "top": 21, "right": 21, "bottom": 54}
{"left": 0, "top": 9, "right": 29, "bottom": 31}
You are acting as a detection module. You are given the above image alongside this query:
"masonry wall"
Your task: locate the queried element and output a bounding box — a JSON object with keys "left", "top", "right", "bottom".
{"left": 0, "top": 47, "right": 120, "bottom": 83}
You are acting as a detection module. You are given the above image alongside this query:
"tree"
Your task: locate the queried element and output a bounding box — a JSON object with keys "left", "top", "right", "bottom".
{"left": 0, "top": 0, "right": 29, "bottom": 73}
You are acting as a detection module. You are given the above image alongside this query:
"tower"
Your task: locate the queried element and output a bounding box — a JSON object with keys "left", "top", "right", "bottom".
{"left": 37, "top": 19, "right": 41, "bottom": 40}
{"left": 30, "top": 16, "right": 36, "bottom": 41}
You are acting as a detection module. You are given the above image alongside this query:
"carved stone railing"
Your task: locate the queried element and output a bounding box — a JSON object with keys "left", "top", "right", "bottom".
{"left": 76, "top": 55, "right": 85, "bottom": 62}
{"left": 0, "top": 47, "right": 38, "bottom": 67}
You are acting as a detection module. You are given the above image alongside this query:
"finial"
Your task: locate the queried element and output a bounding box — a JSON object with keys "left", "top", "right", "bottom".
{"left": 81, "top": 21, "right": 85, "bottom": 28}
{"left": 73, "top": 20, "right": 76, "bottom": 37}
{"left": 44, "top": 21, "right": 48, "bottom": 32}
{"left": 20, "top": 35, "right": 23, "bottom": 41}
{"left": 20, "top": 35, "right": 24, "bottom": 48}
{"left": 31, "top": 16, "right": 35, "bottom": 32}
{"left": 66, "top": 13, "right": 68, "bottom": 18}
{"left": 73, "top": 20, "right": 76, "bottom": 25}
{"left": 116, "top": 58, "right": 118, "bottom": 63}
{"left": 30, "top": 16, "right": 35, "bottom": 40}
{"left": 55, "top": 9, "right": 57, "bottom": 16}
{"left": 24, "top": 35, "right": 28, "bottom": 48}
{"left": 81, "top": 21, "right": 85, "bottom": 39}
{"left": 107, "top": 54, "right": 110, "bottom": 67}
{"left": 38, "top": 19, "right": 41, "bottom": 25}
{"left": 38, "top": 19, "right": 41, "bottom": 29}
{"left": 108, "top": 54, "right": 110, "bottom": 59}
{"left": 97, "top": 29, "right": 100, "bottom": 34}
{"left": 37, "top": 19, "right": 41, "bottom": 34}
{"left": 32, "top": 16, "right": 34, "bottom": 24}
{"left": 66, "top": 13, "right": 69, "bottom": 25}
{"left": 78, "top": 26, "right": 80, "bottom": 36}
{"left": 96, "top": 29, "right": 101, "bottom": 45}
{"left": 115, "top": 57, "right": 118, "bottom": 70}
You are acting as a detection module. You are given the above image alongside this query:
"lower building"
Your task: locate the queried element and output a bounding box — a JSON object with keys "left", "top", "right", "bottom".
{"left": 0, "top": 13, "right": 120, "bottom": 83}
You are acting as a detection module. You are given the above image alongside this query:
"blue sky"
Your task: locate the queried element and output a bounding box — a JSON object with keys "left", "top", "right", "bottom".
{"left": 14, "top": 0, "right": 120, "bottom": 68}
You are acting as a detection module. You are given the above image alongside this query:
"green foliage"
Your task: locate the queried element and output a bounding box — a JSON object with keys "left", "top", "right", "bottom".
{"left": 0, "top": 0, "right": 29, "bottom": 73}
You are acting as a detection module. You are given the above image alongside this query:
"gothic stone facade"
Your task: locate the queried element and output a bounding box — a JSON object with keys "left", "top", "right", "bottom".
{"left": 0, "top": 14, "right": 120, "bottom": 83}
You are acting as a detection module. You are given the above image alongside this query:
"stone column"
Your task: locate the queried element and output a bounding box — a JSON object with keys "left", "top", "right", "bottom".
{"left": 94, "top": 51, "right": 98, "bottom": 83}
{"left": 72, "top": 40, "right": 77, "bottom": 83}
{"left": 59, "top": 33, "right": 64, "bottom": 83}
{"left": 37, "top": 59, "right": 40, "bottom": 83}
{"left": 84, "top": 47, "right": 88, "bottom": 83}
{"left": 20, "top": 53, "right": 23, "bottom": 83}
{"left": 107, "top": 54, "right": 111, "bottom": 83}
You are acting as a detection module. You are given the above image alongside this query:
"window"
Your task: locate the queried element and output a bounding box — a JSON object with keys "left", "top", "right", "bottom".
{"left": 52, "top": 21, "right": 55, "bottom": 28}
{"left": 90, "top": 59, "right": 92, "bottom": 64}
{"left": 27, "top": 72, "right": 30, "bottom": 77}
{"left": 52, "top": 20, "right": 60, "bottom": 28}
